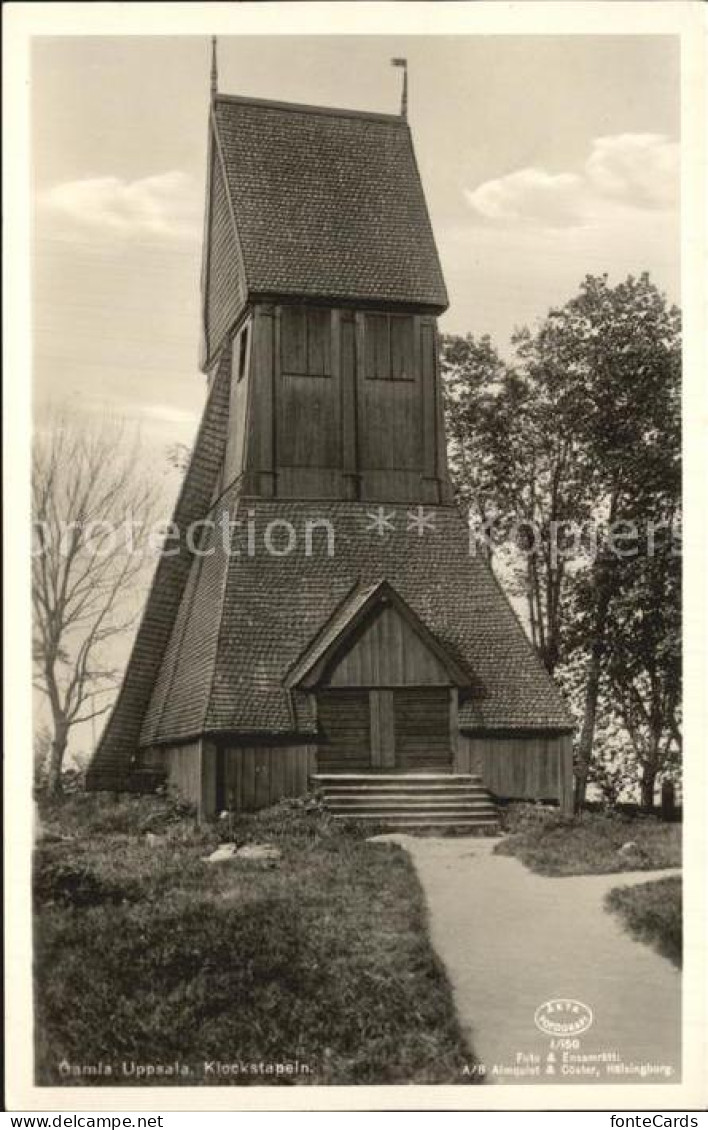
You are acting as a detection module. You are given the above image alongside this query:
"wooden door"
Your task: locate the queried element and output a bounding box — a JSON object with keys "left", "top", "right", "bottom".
{"left": 393, "top": 688, "right": 452, "bottom": 772}
{"left": 317, "top": 690, "right": 371, "bottom": 772}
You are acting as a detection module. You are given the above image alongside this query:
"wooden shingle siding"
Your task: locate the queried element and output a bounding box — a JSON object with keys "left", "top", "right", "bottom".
{"left": 457, "top": 733, "right": 574, "bottom": 811}
{"left": 138, "top": 499, "right": 573, "bottom": 745}
{"left": 212, "top": 97, "right": 448, "bottom": 314}
{"left": 219, "top": 744, "right": 316, "bottom": 811}
{"left": 86, "top": 356, "right": 232, "bottom": 790}
{"left": 206, "top": 150, "right": 247, "bottom": 361}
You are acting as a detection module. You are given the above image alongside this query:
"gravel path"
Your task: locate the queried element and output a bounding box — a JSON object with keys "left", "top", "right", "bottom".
{"left": 375, "top": 835, "right": 681, "bottom": 1086}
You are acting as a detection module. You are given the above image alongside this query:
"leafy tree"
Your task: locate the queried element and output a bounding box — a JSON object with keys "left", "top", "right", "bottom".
{"left": 32, "top": 418, "right": 160, "bottom": 795}
{"left": 442, "top": 273, "right": 681, "bottom": 809}
{"left": 601, "top": 522, "right": 681, "bottom": 808}
{"left": 442, "top": 334, "right": 589, "bottom": 673}
{"left": 536, "top": 274, "right": 681, "bottom": 807}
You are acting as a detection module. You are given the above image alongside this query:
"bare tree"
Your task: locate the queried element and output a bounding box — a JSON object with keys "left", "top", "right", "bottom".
{"left": 32, "top": 416, "right": 161, "bottom": 794}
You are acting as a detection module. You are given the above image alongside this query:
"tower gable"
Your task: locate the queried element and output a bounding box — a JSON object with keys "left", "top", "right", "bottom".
{"left": 287, "top": 580, "right": 473, "bottom": 690}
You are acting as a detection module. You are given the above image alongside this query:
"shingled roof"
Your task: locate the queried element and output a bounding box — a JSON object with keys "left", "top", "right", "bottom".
{"left": 203, "top": 94, "right": 448, "bottom": 362}
{"left": 137, "top": 494, "right": 573, "bottom": 751}
{"left": 85, "top": 356, "right": 231, "bottom": 790}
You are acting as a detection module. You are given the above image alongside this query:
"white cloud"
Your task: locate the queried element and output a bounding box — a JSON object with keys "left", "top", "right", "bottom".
{"left": 38, "top": 171, "right": 202, "bottom": 240}
{"left": 465, "top": 168, "right": 583, "bottom": 225}
{"left": 465, "top": 134, "right": 679, "bottom": 228}
{"left": 584, "top": 133, "right": 679, "bottom": 209}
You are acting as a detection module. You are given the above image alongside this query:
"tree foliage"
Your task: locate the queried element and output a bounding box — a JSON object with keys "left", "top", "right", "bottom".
{"left": 441, "top": 273, "right": 681, "bottom": 808}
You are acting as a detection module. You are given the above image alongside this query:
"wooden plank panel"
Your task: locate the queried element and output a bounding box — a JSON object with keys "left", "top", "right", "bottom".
{"left": 340, "top": 313, "right": 358, "bottom": 496}
{"left": 370, "top": 690, "right": 383, "bottom": 768}
{"left": 307, "top": 309, "right": 332, "bottom": 376}
{"left": 254, "top": 748, "right": 269, "bottom": 809}
{"left": 361, "top": 379, "right": 422, "bottom": 472}
{"left": 317, "top": 690, "right": 371, "bottom": 771}
{"left": 220, "top": 746, "right": 312, "bottom": 810}
{"left": 370, "top": 689, "right": 395, "bottom": 769}
{"left": 281, "top": 306, "right": 307, "bottom": 373}
{"left": 248, "top": 307, "right": 276, "bottom": 495}
{"left": 559, "top": 734, "right": 574, "bottom": 814}
{"left": 269, "top": 749, "right": 283, "bottom": 803}
{"left": 327, "top": 605, "right": 450, "bottom": 687}
{"left": 394, "top": 688, "right": 451, "bottom": 771}
{"left": 391, "top": 315, "right": 414, "bottom": 380}
{"left": 381, "top": 690, "right": 396, "bottom": 768}
{"left": 365, "top": 313, "right": 389, "bottom": 379}
{"left": 277, "top": 374, "right": 340, "bottom": 467}
{"left": 244, "top": 749, "right": 257, "bottom": 811}
{"left": 468, "top": 734, "right": 570, "bottom": 803}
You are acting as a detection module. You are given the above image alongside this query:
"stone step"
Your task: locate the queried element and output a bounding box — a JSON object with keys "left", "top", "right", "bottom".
{"left": 332, "top": 811, "right": 498, "bottom": 823}
{"left": 319, "top": 785, "right": 491, "bottom": 798}
{"left": 325, "top": 798, "right": 497, "bottom": 811}
{"left": 312, "top": 773, "right": 483, "bottom": 784}
{"left": 313, "top": 772, "right": 499, "bottom": 834}
{"left": 333, "top": 812, "right": 499, "bottom": 829}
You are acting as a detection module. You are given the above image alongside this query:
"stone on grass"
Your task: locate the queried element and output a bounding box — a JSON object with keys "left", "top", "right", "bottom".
{"left": 367, "top": 833, "right": 409, "bottom": 845}
{"left": 236, "top": 843, "right": 282, "bottom": 863}
{"left": 203, "top": 843, "right": 238, "bottom": 863}
{"left": 618, "top": 841, "right": 639, "bottom": 855}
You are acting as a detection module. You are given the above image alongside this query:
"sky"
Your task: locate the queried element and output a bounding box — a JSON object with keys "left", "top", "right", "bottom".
{"left": 32, "top": 34, "right": 680, "bottom": 460}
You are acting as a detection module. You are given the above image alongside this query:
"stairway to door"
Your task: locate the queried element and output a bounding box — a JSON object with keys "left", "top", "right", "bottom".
{"left": 311, "top": 773, "right": 500, "bottom": 833}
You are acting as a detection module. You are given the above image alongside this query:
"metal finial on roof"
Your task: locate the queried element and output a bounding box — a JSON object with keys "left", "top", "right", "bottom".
{"left": 210, "top": 36, "right": 218, "bottom": 99}
{"left": 391, "top": 57, "right": 408, "bottom": 120}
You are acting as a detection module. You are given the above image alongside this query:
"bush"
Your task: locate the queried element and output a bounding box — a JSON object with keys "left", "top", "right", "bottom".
{"left": 34, "top": 849, "right": 139, "bottom": 909}
{"left": 498, "top": 801, "right": 571, "bottom": 836}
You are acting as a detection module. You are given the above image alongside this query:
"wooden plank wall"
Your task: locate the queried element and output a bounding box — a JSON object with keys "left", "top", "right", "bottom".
{"left": 159, "top": 742, "right": 202, "bottom": 806}
{"left": 222, "top": 319, "right": 252, "bottom": 487}
{"left": 457, "top": 733, "right": 573, "bottom": 807}
{"left": 326, "top": 605, "right": 451, "bottom": 687}
{"left": 370, "top": 689, "right": 396, "bottom": 768}
{"left": 394, "top": 688, "right": 451, "bottom": 770}
{"left": 242, "top": 302, "right": 448, "bottom": 503}
{"left": 220, "top": 745, "right": 317, "bottom": 811}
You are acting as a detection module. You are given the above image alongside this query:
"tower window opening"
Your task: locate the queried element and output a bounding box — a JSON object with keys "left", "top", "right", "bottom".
{"left": 236, "top": 326, "right": 249, "bottom": 382}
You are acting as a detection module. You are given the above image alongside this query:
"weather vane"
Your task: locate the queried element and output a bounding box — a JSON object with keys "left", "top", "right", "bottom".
{"left": 391, "top": 57, "right": 408, "bottom": 120}
{"left": 210, "top": 36, "right": 218, "bottom": 100}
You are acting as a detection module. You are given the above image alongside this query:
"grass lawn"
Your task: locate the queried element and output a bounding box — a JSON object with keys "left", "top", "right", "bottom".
{"left": 495, "top": 803, "right": 681, "bottom": 876}
{"left": 605, "top": 876, "right": 682, "bottom": 968}
{"left": 34, "top": 792, "right": 476, "bottom": 1087}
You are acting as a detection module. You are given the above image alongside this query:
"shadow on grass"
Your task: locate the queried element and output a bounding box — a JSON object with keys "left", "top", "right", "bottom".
{"left": 605, "top": 876, "right": 682, "bottom": 968}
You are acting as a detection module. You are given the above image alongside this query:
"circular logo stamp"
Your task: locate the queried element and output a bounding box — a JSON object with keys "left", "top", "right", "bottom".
{"left": 534, "top": 998, "right": 593, "bottom": 1036}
